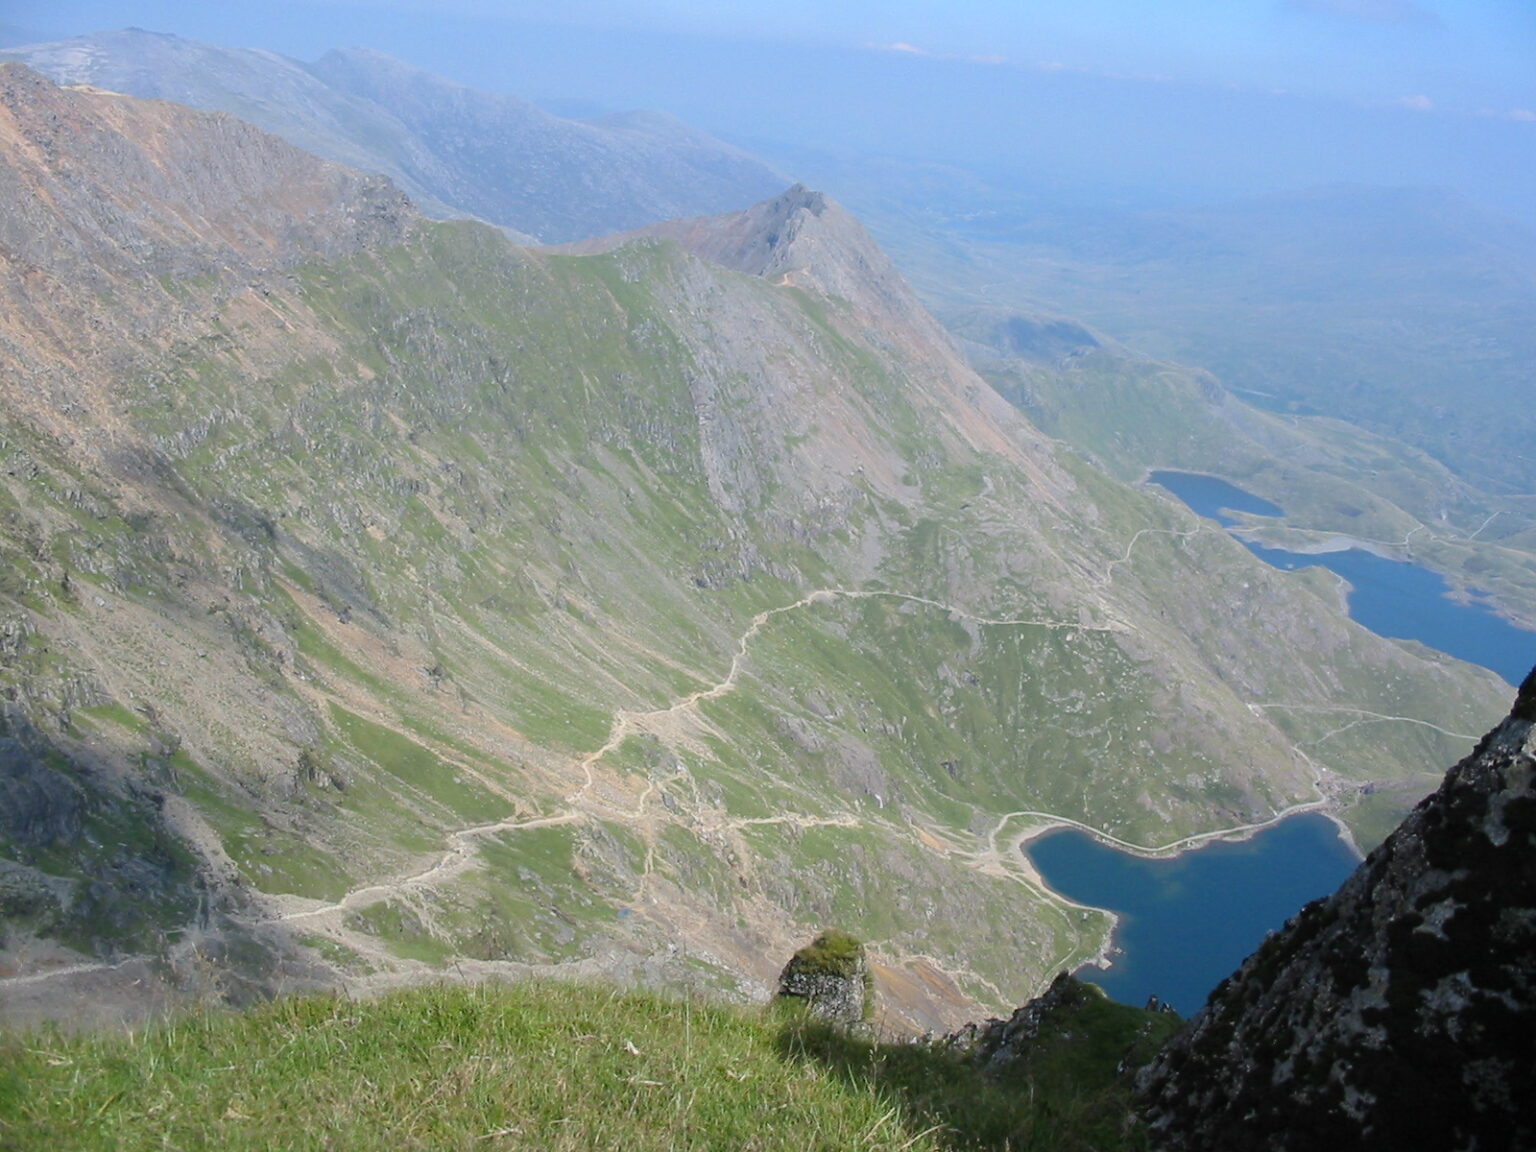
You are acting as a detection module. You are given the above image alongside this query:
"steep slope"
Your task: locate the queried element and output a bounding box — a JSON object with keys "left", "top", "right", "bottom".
{"left": 0, "top": 67, "right": 1507, "bottom": 1030}
{"left": 1136, "top": 671, "right": 1536, "bottom": 1150}
{"left": 3, "top": 29, "right": 787, "bottom": 241}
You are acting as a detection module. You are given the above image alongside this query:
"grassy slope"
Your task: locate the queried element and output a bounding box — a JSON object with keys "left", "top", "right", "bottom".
{"left": 0, "top": 980, "right": 1176, "bottom": 1151}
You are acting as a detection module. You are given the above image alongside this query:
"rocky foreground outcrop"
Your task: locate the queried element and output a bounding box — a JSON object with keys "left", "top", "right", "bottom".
{"left": 775, "top": 931, "right": 873, "bottom": 1027}
{"left": 1136, "top": 669, "right": 1536, "bottom": 1151}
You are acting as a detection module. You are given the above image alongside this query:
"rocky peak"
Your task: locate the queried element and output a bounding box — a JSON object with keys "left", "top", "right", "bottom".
{"left": 1136, "top": 668, "right": 1536, "bottom": 1150}
{"left": 554, "top": 183, "right": 952, "bottom": 346}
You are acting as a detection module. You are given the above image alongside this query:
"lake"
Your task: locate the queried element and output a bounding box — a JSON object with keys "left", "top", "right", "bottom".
{"left": 1147, "top": 469, "right": 1283, "bottom": 526}
{"left": 1150, "top": 470, "right": 1533, "bottom": 685}
{"left": 1031, "top": 470, "right": 1529, "bottom": 1016}
{"left": 1026, "top": 812, "right": 1359, "bottom": 1015}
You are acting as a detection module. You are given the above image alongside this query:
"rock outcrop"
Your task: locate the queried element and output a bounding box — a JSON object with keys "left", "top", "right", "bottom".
{"left": 941, "top": 972, "right": 1178, "bottom": 1078}
{"left": 942, "top": 971, "right": 1092, "bottom": 1072}
{"left": 1136, "top": 668, "right": 1536, "bottom": 1151}
{"left": 775, "top": 931, "right": 873, "bottom": 1027}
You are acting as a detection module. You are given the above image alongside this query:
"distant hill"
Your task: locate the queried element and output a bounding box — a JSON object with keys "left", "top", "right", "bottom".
{"left": 2, "top": 28, "right": 789, "bottom": 242}
{"left": 845, "top": 176, "right": 1536, "bottom": 495}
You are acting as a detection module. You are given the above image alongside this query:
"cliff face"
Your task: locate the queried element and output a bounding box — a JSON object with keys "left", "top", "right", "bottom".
{"left": 1137, "top": 669, "right": 1536, "bottom": 1151}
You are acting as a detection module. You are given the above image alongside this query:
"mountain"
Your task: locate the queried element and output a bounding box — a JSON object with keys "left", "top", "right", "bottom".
{"left": 1, "top": 28, "right": 788, "bottom": 242}
{"left": 0, "top": 64, "right": 1507, "bottom": 1030}
{"left": 555, "top": 184, "right": 958, "bottom": 358}
{"left": 789, "top": 159, "right": 1536, "bottom": 495}
{"left": 1136, "top": 670, "right": 1536, "bottom": 1150}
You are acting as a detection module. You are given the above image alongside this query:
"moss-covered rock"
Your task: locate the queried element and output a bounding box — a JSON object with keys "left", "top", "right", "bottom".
{"left": 775, "top": 930, "right": 874, "bottom": 1026}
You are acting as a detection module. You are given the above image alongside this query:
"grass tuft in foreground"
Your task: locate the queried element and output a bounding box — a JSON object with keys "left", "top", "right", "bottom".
{"left": 0, "top": 980, "right": 1170, "bottom": 1150}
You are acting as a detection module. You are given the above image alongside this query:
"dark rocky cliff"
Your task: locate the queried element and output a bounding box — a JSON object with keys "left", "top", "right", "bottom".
{"left": 1136, "top": 668, "right": 1536, "bottom": 1151}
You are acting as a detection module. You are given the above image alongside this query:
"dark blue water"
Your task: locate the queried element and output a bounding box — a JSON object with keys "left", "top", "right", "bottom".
{"left": 1151, "top": 469, "right": 1534, "bottom": 686}
{"left": 1242, "top": 542, "right": 1532, "bottom": 686}
{"left": 1149, "top": 470, "right": 1282, "bottom": 527}
{"left": 1027, "top": 813, "right": 1359, "bottom": 1015}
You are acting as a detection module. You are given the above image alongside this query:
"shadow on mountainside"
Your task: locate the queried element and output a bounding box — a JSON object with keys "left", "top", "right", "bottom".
{"left": 774, "top": 1008, "right": 1166, "bottom": 1152}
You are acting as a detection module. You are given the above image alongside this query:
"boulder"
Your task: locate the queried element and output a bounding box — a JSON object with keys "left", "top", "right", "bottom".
{"left": 775, "top": 930, "right": 873, "bottom": 1026}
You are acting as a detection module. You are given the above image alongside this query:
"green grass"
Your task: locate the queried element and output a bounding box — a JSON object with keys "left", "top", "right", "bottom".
{"left": 328, "top": 704, "right": 500, "bottom": 824}
{"left": 0, "top": 980, "right": 1172, "bottom": 1151}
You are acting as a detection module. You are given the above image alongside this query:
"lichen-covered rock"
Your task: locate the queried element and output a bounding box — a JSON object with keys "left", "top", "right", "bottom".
{"left": 1137, "top": 669, "right": 1536, "bottom": 1151}
{"left": 775, "top": 931, "right": 873, "bottom": 1026}
{"left": 942, "top": 971, "right": 1084, "bottom": 1073}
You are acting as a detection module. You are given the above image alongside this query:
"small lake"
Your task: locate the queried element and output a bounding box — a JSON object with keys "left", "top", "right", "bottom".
{"left": 1148, "top": 470, "right": 1283, "bottom": 526}
{"left": 1150, "top": 470, "right": 1534, "bottom": 685}
{"left": 1027, "top": 812, "right": 1359, "bottom": 1015}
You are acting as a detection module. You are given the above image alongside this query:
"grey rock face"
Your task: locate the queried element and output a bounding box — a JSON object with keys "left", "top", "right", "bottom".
{"left": 775, "top": 932, "right": 872, "bottom": 1027}
{"left": 941, "top": 970, "right": 1083, "bottom": 1073}
{"left": 1136, "top": 669, "right": 1536, "bottom": 1151}
{"left": 0, "top": 735, "right": 85, "bottom": 849}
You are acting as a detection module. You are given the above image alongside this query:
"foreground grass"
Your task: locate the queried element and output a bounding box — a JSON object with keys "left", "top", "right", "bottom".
{"left": 0, "top": 981, "right": 1164, "bottom": 1151}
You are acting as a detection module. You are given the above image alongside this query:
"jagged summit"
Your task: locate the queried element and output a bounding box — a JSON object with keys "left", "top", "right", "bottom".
{"left": 554, "top": 183, "right": 948, "bottom": 342}
{"left": 1136, "top": 666, "right": 1536, "bottom": 1150}
{"left": 558, "top": 183, "right": 845, "bottom": 275}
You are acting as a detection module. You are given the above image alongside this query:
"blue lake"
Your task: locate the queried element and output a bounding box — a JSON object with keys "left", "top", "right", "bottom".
{"left": 1026, "top": 813, "right": 1359, "bottom": 1015}
{"left": 1033, "top": 470, "right": 1532, "bottom": 1017}
{"left": 1148, "top": 470, "right": 1283, "bottom": 526}
{"left": 1150, "top": 470, "right": 1534, "bottom": 686}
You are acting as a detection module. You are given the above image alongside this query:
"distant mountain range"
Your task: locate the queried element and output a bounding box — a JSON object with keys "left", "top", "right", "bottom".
{"left": 2, "top": 28, "right": 788, "bottom": 242}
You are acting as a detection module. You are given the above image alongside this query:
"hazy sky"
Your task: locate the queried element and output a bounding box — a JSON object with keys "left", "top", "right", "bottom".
{"left": 10, "top": 1, "right": 1535, "bottom": 219}
{"left": 15, "top": 0, "right": 1535, "bottom": 110}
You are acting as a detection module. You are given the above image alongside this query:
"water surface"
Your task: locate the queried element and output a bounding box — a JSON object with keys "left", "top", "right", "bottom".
{"left": 1242, "top": 542, "right": 1531, "bottom": 686}
{"left": 1027, "top": 812, "right": 1359, "bottom": 1015}
{"left": 1151, "top": 470, "right": 1533, "bottom": 685}
{"left": 1148, "top": 470, "right": 1282, "bottom": 526}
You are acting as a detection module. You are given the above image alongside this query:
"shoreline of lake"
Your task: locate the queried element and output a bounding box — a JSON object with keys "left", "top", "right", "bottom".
{"left": 1146, "top": 469, "right": 1534, "bottom": 685}
{"left": 1023, "top": 809, "right": 1363, "bottom": 1013}
{"left": 1013, "top": 802, "right": 1363, "bottom": 991}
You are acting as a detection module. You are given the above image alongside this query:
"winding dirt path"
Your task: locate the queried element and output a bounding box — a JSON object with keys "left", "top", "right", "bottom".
{"left": 0, "top": 960, "right": 126, "bottom": 990}
{"left": 1247, "top": 702, "right": 1481, "bottom": 745}
{"left": 4, "top": 581, "right": 1445, "bottom": 1001}
{"left": 273, "top": 812, "right": 585, "bottom": 927}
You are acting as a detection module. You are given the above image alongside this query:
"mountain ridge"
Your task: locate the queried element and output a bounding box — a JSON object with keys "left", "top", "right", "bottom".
{"left": 2, "top": 28, "right": 789, "bottom": 242}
